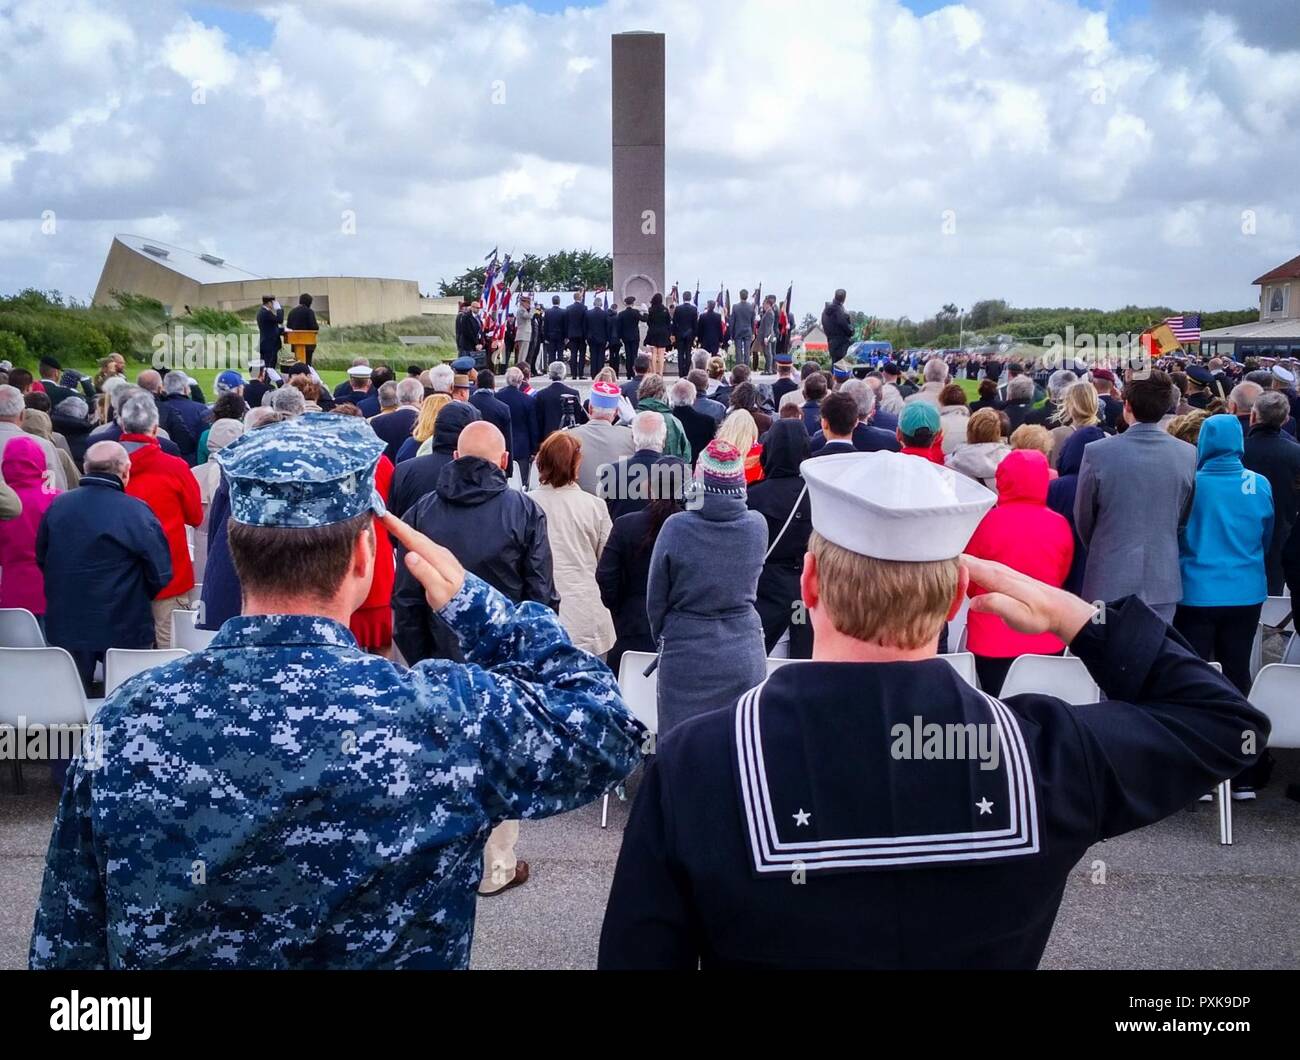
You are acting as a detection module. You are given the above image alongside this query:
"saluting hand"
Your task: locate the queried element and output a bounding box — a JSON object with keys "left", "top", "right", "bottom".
{"left": 961, "top": 555, "right": 1099, "bottom": 645}
{"left": 383, "top": 513, "right": 466, "bottom": 611}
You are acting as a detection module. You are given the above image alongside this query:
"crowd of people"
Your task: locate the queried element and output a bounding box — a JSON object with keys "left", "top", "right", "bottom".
{"left": 0, "top": 313, "right": 1287, "bottom": 969}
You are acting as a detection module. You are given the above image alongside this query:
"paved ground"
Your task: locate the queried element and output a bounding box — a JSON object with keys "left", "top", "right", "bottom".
{"left": 3, "top": 750, "right": 1297, "bottom": 970}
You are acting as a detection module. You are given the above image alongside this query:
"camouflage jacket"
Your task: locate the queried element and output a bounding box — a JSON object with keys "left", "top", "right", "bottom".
{"left": 29, "top": 573, "right": 644, "bottom": 969}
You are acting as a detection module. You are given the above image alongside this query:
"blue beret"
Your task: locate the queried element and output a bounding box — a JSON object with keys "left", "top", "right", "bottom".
{"left": 450, "top": 356, "right": 476, "bottom": 373}
{"left": 832, "top": 362, "right": 851, "bottom": 378}
{"left": 774, "top": 351, "right": 793, "bottom": 364}
{"left": 1187, "top": 365, "right": 1214, "bottom": 385}
{"left": 215, "top": 413, "right": 386, "bottom": 528}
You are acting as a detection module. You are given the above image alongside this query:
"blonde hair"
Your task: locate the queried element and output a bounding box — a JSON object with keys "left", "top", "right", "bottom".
{"left": 1010, "top": 423, "right": 1053, "bottom": 456}
{"left": 595, "top": 366, "right": 617, "bottom": 385}
{"left": 966, "top": 407, "right": 1002, "bottom": 444}
{"left": 811, "top": 532, "right": 958, "bottom": 649}
{"left": 413, "top": 393, "right": 452, "bottom": 443}
{"left": 1057, "top": 380, "right": 1100, "bottom": 428}
{"left": 716, "top": 408, "right": 758, "bottom": 455}
{"left": 1168, "top": 408, "right": 1210, "bottom": 446}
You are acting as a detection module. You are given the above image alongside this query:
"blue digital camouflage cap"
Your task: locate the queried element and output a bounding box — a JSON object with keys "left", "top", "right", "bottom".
{"left": 215, "top": 412, "right": 387, "bottom": 527}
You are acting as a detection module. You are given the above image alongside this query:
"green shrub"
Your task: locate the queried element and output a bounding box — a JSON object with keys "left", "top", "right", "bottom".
{"left": 0, "top": 311, "right": 112, "bottom": 365}
{"left": 0, "top": 330, "right": 30, "bottom": 364}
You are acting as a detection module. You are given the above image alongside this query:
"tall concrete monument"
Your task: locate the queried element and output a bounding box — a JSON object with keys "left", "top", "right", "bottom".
{"left": 611, "top": 31, "right": 665, "bottom": 305}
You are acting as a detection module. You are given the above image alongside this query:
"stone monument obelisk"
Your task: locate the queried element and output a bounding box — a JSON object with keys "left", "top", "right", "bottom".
{"left": 611, "top": 31, "right": 665, "bottom": 305}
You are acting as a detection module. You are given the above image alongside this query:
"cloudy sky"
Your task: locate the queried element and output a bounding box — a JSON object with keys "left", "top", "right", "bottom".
{"left": 0, "top": 0, "right": 1296, "bottom": 319}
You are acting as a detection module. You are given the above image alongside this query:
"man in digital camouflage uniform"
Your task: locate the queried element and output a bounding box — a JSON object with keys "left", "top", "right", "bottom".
{"left": 29, "top": 412, "right": 644, "bottom": 969}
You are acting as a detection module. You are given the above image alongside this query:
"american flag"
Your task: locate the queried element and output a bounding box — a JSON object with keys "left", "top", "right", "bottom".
{"left": 1163, "top": 313, "right": 1201, "bottom": 343}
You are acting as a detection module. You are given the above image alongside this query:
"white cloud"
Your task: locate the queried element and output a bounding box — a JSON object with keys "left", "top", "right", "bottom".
{"left": 0, "top": 0, "right": 1297, "bottom": 318}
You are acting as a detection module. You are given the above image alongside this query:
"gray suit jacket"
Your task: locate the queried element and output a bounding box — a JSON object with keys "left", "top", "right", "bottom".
{"left": 1074, "top": 423, "right": 1196, "bottom": 608}
{"left": 568, "top": 419, "right": 636, "bottom": 497}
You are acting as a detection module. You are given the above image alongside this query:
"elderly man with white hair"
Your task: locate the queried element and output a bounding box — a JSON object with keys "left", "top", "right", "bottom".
{"left": 1025, "top": 369, "right": 1078, "bottom": 427}
{"left": 38, "top": 439, "right": 172, "bottom": 692}
{"left": 428, "top": 363, "right": 455, "bottom": 395}
{"left": 156, "top": 368, "right": 211, "bottom": 465}
{"left": 0, "top": 384, "right": 65, "bottom": 489}
{"left": 270, "top": 385, "right": 307, "bottom": 417}
{"left": 371, "top": 376, "right": 425, "bottom": 462}
{"left": 536, "top": 360, "right": 587, "bottom": 440}
{"left": 117, "top": 390, "right": 204, "bottom": 648}
{"left": 498, "top": 365, "right": 541, "bottom": 484}
{"left": 568, "top": 379, "right": 636, "bottom": 496}
{"left": 604, "top": 410, "right": 668, "bottom": 521}
{"left": 668, "top": 376, "right": 716, "bottom": 465}
{"left": 905, "top": 357, "right": 951, "bottom": 406}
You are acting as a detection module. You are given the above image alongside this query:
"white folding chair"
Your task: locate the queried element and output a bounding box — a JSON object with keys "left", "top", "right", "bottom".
{"left": 603, "top": 651, "right": 661, "bottom": 828}
{"left": 0, "top": 607, "right": 45, "bottom": 648}
{"left": 171, "top": 610, "right": 216, "bottom": 653}
{"left": 0, "top": 646, "right": 101, "bottom": 792}
{"left": 1283, "top": 634, "right": 1300, "bottom": 667}
{"left": 940, "top": 652, "right": 980, "bottom": 689}
{"left": 104, "top": 647, "right": 189, "bottom": 696}
{"left": 1000, "top": 654, "right": 1100, "bottom": 703}
{"left": 1249, "top": 664, "right": 1300, "bottom": 751}
{"left": 1250, "top": 596, "right": 1294, "bottom": 680}
{"left": 507, "top": 464, "right": 524, "bottom": 491}
{"left": 767, "top": 629, "right": 791, "bottom": 660}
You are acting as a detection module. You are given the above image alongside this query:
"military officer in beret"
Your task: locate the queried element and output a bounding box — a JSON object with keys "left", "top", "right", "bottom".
{"left": 599, "top": 451, "right": 1267, "bottom": 969}
{"left": 31, "top": 413, "right": 644, "bottom": 970}
{"left": 1186, "top": 364, "right": 1219, "bottom": 409}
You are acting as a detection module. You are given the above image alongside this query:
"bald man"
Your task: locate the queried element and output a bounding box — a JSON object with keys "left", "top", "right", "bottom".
{"left": 38, "top": 440, "right": 172, "bottom": 691}
{"left": 391, "top": 417, "right": 557, "bottom": 897}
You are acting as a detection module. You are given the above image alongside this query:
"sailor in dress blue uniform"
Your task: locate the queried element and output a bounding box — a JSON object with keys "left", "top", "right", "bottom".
{"left": 599, "top": 451, "right": 1268, "bottom": 969}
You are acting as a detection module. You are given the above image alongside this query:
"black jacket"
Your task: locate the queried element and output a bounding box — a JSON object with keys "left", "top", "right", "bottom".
{"left": 605, "top": 449, "right": 662, "bottom": 522}
{"left": 469, "top": 388, "right": 514, "bottom": 462}
{"left": 36, "top": 475, "right": 172, "bottom": 652}
{"left": 370, "top": 407, "right": 419, "bottom": 465}
{"left": 544, "top": 305, "right": 566, "bottom": 344}
{"left": 586, "top": 304, "right": 611, "bottom": 344}
{"left": 285, "top": 304, "right": 318, "bottom": 332}
{"left": 820, "top": 301, "right": 854, "bottom": 360}
{"left": 746, "top": 421, "right": 813, "bottom": 656}
{"left": 672, "top": 303, "right": 699, "bottom": 344}
{"left": 388, "top": 402, "right": 481, "bottom": 520}
{"left": 696, "top": 310, "right": 724, "bottom": 353}
{"left": 564, "top": 301, "right": 588, "bottom": 340}
{"left": 809, "top": 423, "right": 901, "bottom": 454}
{"left": 672, "top": 404, "right": 717, "bottom": 467}
{"left": 393, "top": 456, "right": 558, "bottom": 664}
{"left": 456, "top": 310, "right": 482, "bottom": 353}
{"left": 256, "top": 304, "right": 283, "bottom": 359}
{"left": 595, "top": 508, "right": 661, "bottom": 675}
{"left": 497, "top": 385, "right": 541, "bottom": 468}
{"left": 617, "top": 306, "right": 643, "bottom": 345}
{"left": 536, "top": 381, "right": 588, "bottom": 440}
{"left": 156, "top": 393, "right": 210, "bottom": 464}
{"left": 643, "top": 304, "right": 671, "bottom": 347}
{"left": 1022, "top": 401, "right": 1060, "bottom": 428}
{"left": 1243, "top": 424, "right": 1300, "bottom": 592}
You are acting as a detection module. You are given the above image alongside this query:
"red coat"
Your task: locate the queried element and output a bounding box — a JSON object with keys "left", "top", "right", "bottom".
{"left": 965, "top": 449, "right": 1074, "bottom": 659}
{"left": 123, "top": 433, "right": 203, "bottom": 600}
{"left": 350, "top": 454, "right": 395, "bottom": 650}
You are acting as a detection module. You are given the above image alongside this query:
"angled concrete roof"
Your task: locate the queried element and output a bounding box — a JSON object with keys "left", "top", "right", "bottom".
{"left": 113, "top": 234, "right": 265, "bottom": 285}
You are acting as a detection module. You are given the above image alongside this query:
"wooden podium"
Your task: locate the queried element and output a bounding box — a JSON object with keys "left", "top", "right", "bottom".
{"left": 285, "top": 329, "right": 317, "bottom": 364}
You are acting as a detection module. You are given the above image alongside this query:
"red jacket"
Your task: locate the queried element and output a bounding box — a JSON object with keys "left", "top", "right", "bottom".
{"left": 900, "top": 440, "right": 945, "bottom": 464}
{"left": 965, "top": 450, "right": 1074, "bottom": 659}
{"left": 123, "top": 433, "right": 203, "bottom": 600}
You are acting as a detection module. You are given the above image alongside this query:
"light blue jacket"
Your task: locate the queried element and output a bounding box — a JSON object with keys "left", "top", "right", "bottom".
{"left": 1179, "top": 415, "right": 1273, "bottom": 608}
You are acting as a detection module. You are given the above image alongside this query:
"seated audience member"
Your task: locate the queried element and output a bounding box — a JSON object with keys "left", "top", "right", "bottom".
{"left": 938, "top": 384, "right": 970, "bottom": 456}
{"left": 1243, "top": 391, "right": 1300, "bottom": 594}
{"left": 599, "top": 451, "right": 1265, "bottom": 969}
{"left": 117, "top": 391, "right": 204, "bottom": 648}
{"left": 0, "top": 436, "right": 62, "bottom": 631}
{"left": 716, "top": 408, "right": 762, "bottom": 484}
{"left": 38, "top": 441, "right": 171, "bottom": 690}
{"left": 669, "top": 377, "right": 716, "bottom": 466}
{"left": 963, "top": 449, "right": 1075, "bottom": 694}
{"left": 1046, "top": 423, "right": 1106, "bottom": 596}
{"left": 897, "top": 402, "right": 945, "bottom": 463}
{"left": 947, "top": 407, "right": 1010, "bottom": 489}
{"left": 1048, "top": 381, "right": 1101, "bottom": 468}
{"left": 605, "top": 411, "right": 668, "bottom": 522}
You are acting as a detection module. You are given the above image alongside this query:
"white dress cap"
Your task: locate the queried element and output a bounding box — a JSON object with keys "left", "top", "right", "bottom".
{"left": 801, "top": 451, "right": 996, "bottom": 561}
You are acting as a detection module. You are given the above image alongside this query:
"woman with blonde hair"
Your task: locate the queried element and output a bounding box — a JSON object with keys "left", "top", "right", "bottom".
{"left": 395, "top": 393, "right": 451, "bottom": 463}
{"left": 1049, "top": 381, "right": 1101, "bottom": 467}
{"left": 717, "top": 407, "right": 762, "bottom": 483}
{"left": 1010, "top": 423, "right": 1056, "bottom": 475}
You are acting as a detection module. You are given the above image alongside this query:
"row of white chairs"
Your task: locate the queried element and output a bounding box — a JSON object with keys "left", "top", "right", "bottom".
{"left": 607, "top": 650, "right": 1300, "bottom": 846}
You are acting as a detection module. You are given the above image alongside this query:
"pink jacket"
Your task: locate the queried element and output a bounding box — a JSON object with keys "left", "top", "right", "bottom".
{"left": 0, "top": 436, "right": 61, "bottom": 613}
{"left": 965, "top": 449, "right": 1074, "bottom": 659}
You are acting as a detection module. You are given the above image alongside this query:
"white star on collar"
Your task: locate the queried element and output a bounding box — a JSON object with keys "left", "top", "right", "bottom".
{"left": 792, "top": 808, "right": 811, "bottom": 827}
{"left": 976, "top": 798, "right": 994, "bottom": 815}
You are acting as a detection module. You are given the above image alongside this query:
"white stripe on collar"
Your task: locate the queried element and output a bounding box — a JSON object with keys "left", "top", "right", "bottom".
{"left": 735, "top": 678, "right": 1040, "bottom": 874}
